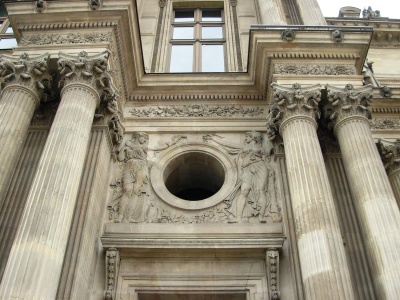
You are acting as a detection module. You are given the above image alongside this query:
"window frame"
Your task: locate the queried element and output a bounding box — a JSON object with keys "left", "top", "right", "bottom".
{"left": 169, "top": 7, "right": 226, "bottom": 73}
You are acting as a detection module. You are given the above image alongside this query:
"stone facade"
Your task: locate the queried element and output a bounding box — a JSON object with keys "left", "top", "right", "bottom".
{"left": 0, "top": 1, "right": 399, "bottom": 300}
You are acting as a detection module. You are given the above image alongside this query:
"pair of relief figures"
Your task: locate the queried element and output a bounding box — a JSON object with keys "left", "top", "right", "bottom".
{"left": 108, "top": 132, "right": 282, "bottom": 224}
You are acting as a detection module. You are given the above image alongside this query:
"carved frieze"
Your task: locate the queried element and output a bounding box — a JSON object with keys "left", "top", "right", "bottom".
{"left": 370, "top": 118, "right": 400, "bottom": 130}
{"left": 20, "top": 32, "right": 112, "bottom": 46}
{"left": 377, "top": 139, "right": 400, "bottom": 175}
{"left": 267, "top": 83, "right": 321, "bottom": 137}
{"left": 0, "top": 52, "right": 52, "bottom": 102}
{"left": 274, "top": 63, "right": 356, "bottom": 75}
{"left": 129, "top": 104, "right": 264, "bottom": 118}
{"left": 325, "top": 84, "right": 373, "bottom": 125}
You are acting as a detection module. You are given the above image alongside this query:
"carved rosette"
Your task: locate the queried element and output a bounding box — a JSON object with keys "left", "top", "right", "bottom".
{"left": 266, "top": 248, "right": 280, "bottom": 300}
{"left": 377, "top": 139, "right": 400, "bottom": 176}
{"left": 0, "top": 52, "right": 52, "bottom": 103}
{"left": 105, "top": 248, "right": 120, "bottom": 300}
{"left": 325, "top": 84, "right": 373, "bottom": 127}
{"left": 267, "top": 83, "right": 322, "bottom": 139}
{"left": 58, "top": 50, "right": 114, "bottom": 103}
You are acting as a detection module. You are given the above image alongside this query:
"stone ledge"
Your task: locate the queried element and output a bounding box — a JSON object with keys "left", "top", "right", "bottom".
{"left": 101, "top": 223, "right": 285, "bottom": 249}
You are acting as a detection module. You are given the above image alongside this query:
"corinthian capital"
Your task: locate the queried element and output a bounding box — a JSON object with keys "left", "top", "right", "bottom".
{"left": 0, "top": 52, "right": 52, "bottom": 101}
{"left": 377, "top": 139, "right": 400, "bottom": 175}
{"left": 326, "top": 84, "right": 373, "bottom": 124}
{"left": 58, "top": 51, "right": 114, "bottom": 98}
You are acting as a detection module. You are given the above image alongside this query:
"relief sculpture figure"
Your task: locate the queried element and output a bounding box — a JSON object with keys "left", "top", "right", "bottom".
{"left": 109, "top": 132, "right": 149, "bottom": 223}
{"left": 204, "top": 131, "right": 281, "bottom": 223}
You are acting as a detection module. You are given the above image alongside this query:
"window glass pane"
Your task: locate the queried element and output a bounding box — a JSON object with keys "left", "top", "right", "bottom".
{"left": 0, "top": 38, "right": 17, "bottom": 49}
{"left": 202, "top": 27, "right": 223, "bottom": 39}
{"left": 170, "top": 45, "right": 193, "bottom": 72}
{"left": 202, "top": 44, "right": 224, "bottom": 72}
{"left": 202, "top": 10, "right": 222, "bottom": 22}
{"left": 5, "top": 26, "right": 13, "bottom": 33}
{"left": 173, "top": 27, "right": 194, "bottom": 39}
{"left": 175, "top": 10, "right": 194, "bottom": 22}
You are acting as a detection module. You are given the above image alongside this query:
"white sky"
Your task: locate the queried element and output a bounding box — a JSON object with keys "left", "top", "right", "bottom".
{"left": 317, "top": 0, "right": 400, "bottom": 19}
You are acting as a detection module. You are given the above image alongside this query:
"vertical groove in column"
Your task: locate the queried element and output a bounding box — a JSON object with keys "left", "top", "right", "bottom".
{"left": 0, "top": 87, "right": 38, "bottom": 205}
{"left": 256, "top": 0, "right": 287, "bottom": 25}
{"left": 0, "top": 130, "right": 48, "bottom": 281}
{"left": 295, "top": 0, "right": 326, "bottom": 25}
{"left": 389, "top": 170, "right": 400, "bottom": 208}
{"left": 326, "top": 155, "right": 376, "bottom": 299}
{"left": 57, "top": 129, "right": 111, "bottom": 300}
{"left": 282, "top": 117, "right": 354, "bottom": 300}
{"left": 335, "top": 118, "right": 400, "bottom": 298}
{"left": 277, "top": 155, "right": 305, "bottom": 300}
{"left": 0, "top": 85, "right": 98, "bottom": 300}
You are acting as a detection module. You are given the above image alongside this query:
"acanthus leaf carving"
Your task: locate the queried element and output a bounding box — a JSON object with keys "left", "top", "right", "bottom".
{"left": 267, "top": 83, "right": 322, "bottom": 139}
{"left": 58, "top": 50, "right": 115, "bottom": 101}
{"left": 104, "top": 248, "right": 120, "bottom": 300}
{"left": 266, "top": 248, "right": 281, "bottom": 300}
{"left": 129, "top": 104, "right": 264, "bottom": 118}
{"left": 0, "top": 52, "right": 53, "bottom": 102}
{"left": 377, "top": 139, "right": 400, "bottom": 175}
{"left": 370, "top": 118, "right": 400, "bottom": 130}
{"left": 325, "top": 83, "right": 373, "bottom": 125}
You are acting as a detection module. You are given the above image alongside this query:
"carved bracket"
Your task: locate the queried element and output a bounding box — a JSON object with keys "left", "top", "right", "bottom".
{"left": 105, "top": 248, "right": 120, "bottom": 300}
{"left": 266, "top": 248, "right": 280, "bottom": 300}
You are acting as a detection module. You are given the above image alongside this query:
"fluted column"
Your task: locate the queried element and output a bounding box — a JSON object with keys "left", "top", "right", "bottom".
{"left": 296, "top": 0, "right": 326, "bottom": 25}
{"left": 327, "top": 84, "right": 400, "bottom": 299}
{"left": 378, "top": 139, "right": 400, "bottom": 208}
{"left": 256, "top": 0, "right": 287, "bottom": 25}
{"left": 268, "top": 83, "right": 355, "bottom": 299}
{"left": 0, "top": 51, "right": 113, "bottom": 300}
{"left": 0, "top": 53, "right": 51, "bottom": 205}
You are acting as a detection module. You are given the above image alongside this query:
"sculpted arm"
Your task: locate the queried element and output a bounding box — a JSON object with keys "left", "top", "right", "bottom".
{"left": 203, "top": 134, "right": 241, "bottom": 153}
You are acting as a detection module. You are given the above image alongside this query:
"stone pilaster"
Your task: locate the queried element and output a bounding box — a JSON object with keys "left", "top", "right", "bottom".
{"left": 327, "top": 83, "right": 400, "bottom": 299}
{"left": 0, "top": 51, "right": 113, "bottom": 300}
{"left": 256, "top": 0, "right": 286, "bottom": 25}
{"left": 268, "top": 83, "right": 355, "bottom": 299}
{"left": 296, "top": 0, "right": 326, "bottom": 25}
{"left": 0, "top": 53, "right": 51, "bottom": 205}
{"left": 377, "top": 139, "right": 400, "bottom": 208}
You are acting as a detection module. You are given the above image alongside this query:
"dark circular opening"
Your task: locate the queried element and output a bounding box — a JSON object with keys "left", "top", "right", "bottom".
{"left": 164, "top": 152, "right": 225, "bottom": 201}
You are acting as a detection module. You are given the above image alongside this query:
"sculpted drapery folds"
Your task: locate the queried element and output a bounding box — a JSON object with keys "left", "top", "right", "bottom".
{"left": 109, "top": 132, "right": 150, "bottom": 223}
{"left": 204, "top": 132, "right": 281, "bottom": 223}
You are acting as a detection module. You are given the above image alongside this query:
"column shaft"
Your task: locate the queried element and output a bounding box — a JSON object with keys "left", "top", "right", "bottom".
{"left": 281, "top": 116, "right": 354, "bottom": 299}
{"left": 0, "top": 84, "right": 98, "bottom": 299}
{"left": 257, "top": 0, "right": 287, "bottom": 25}
{"left": 388, "top": 170, "right": 400, "bottom": 207}
{"left": 0, "top": 86, "right": 38, "bottom": 204}
{"left": 335, "top": 116, "right": 400, "bottom": 298}
{"left": 295, "top": 0, "right": 326, "bottom": 25}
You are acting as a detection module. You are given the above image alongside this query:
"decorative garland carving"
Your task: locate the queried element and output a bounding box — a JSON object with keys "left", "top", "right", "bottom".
{"left": 377, "top": 139, "right": 400, "bottom": 175}
{"left": 325, "top": 84, "right": 373, "bottom": 125}
{"left": 370, "top": 118, "right": 400, "bottom": 129}
{"left": 274, "top": 63, "right": 356, "bottom": 75}
{"left": 266, "top": 248, "right": 280, "bottom": 300}
{"left": 129, "top": 105, "right": 264, "bottom": 118}
{"left": 0, "top": 52, "right": 53, "bottom": 102}
{"left": 104, "top": 248, "right": 120, "bottom": 300}
{"left": 20, "top": 32, "right": 112, "bottom": 46}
